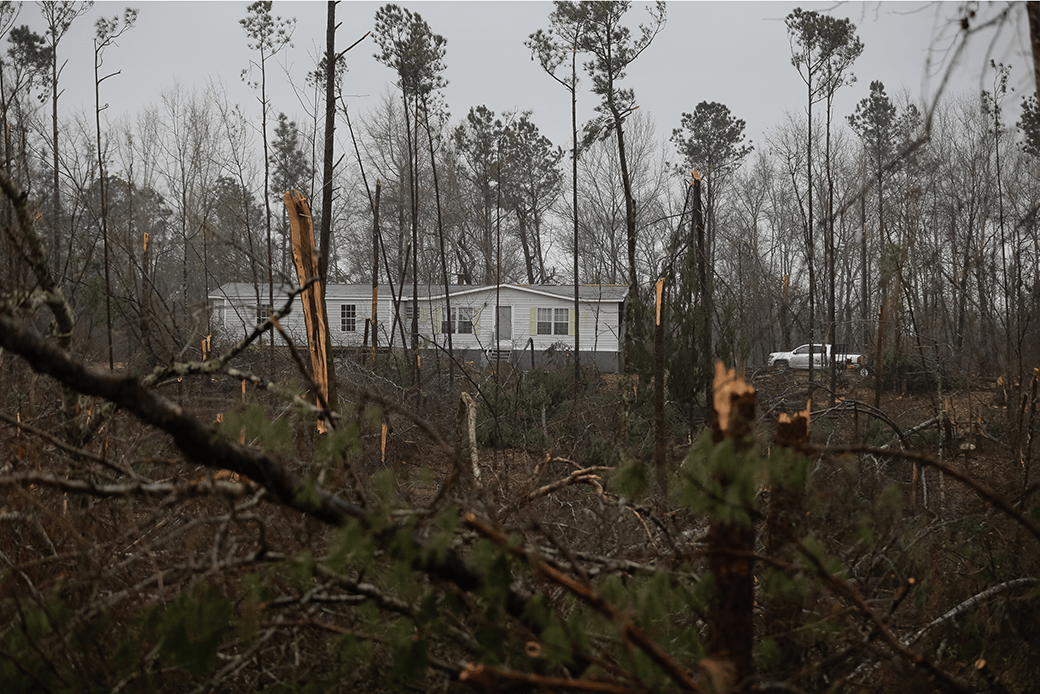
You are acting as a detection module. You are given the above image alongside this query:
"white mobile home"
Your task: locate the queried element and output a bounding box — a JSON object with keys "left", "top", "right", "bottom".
{"left": 208, "top": 282, "right": 628, "bottom": 372}
{"left": 209, "top": 282, "right": 398, "bottom": 349}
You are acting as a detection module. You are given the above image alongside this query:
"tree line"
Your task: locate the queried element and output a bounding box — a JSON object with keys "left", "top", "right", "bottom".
{"left": 366, "top": 2, "right": 1040, "bottom": 399}
{"left": 0, "top": 2, "right": 1036, "bottom": 389}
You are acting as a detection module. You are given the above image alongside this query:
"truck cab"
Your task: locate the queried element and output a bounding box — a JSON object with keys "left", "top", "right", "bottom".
{"left": 767, "top": 343, "right": 869, "bottom": 377}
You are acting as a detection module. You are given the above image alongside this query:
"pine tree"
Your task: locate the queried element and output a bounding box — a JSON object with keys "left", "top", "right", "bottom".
{"left": 576, "top": 0, "right": 666, "bottom": 375}
{"left": 669, "top": 102, "right": 752, "bottom": 415}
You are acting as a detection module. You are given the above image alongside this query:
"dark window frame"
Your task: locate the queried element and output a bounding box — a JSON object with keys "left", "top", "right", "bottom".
{"left": 341, "top": 304, "right": 356, "bottom": 332}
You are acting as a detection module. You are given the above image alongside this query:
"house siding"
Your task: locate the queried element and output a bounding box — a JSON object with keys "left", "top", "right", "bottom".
{"left": 208, "top": 283, "right": 627, "bottom": 372}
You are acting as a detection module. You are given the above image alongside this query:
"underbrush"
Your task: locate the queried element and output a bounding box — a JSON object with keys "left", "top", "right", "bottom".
{"left": 2, "top": 346, "right": 1040, "bottom": 693}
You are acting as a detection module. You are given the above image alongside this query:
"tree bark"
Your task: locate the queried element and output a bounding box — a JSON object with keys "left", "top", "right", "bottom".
{"left": 424, "top": 95, "right": 453, "bottom": 384}
{"left": 571, "top": 43, "right": 581, "bottom": 394}
{"left": 707, "top": 362, "right": 756, "bottom": 685}
{"left": 610, "top": 100, "right": 639, "bottom": 375}
{"left": 653, "top": 277, "right": 665, "bottom": 499}
{"left": 316, "top": 0, "right": 339, "bottom": 413}
{"left": 285, "top": 190, "right": 333, "bottom": 434}
{"left": 1029, "top": 2, "right": 1040, "bottom": 96}
{"left": 693, "top": 173, "right": 711, "bottom": 409}
{"left": 371, "top": 179, "right": 381, "bottom": 361}
{"left": 764, "top": 404, "right": 811, "bottom": 670}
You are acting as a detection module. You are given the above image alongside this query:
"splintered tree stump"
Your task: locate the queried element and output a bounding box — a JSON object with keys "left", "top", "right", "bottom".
{"left": 284, "top": 189, "right": 334, "bottom": 433}
{"left": 707, "top": 362, "right": 756, "bottom": 687}
{"left": 764, "top": 402, "right": 812, "bottom": 669}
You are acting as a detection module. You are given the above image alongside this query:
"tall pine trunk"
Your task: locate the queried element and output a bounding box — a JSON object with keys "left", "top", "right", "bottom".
{"left": 317, "top": 0, "right": 339, "bottom": 413}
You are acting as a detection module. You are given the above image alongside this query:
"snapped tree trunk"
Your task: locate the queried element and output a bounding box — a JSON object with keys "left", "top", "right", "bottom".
{"left": 707, "top": 361, "right": 756, "bottom": 684}
{"left": 654, "top": 277, "right": 666, "bottom": 499}
{"left": 764, "top": 403, "right": 812, "bottom": 670}
{"left": 285, "top": 190, "right": 334, "bottom": 433}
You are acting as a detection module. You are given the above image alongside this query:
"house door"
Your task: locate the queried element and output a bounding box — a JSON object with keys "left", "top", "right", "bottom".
{"left": 496, "top": 306, "right": 511, "bottom": 342}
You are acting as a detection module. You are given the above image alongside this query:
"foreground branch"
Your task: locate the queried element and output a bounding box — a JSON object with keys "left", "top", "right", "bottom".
{"left": 0, "top": 312, "right": 364, "bottom": 527}
{"left": 464, "top": 512, "right": 702, "bottom": 692}
{"left": 806, "top": 442, "right": 1040, "bottom": 545}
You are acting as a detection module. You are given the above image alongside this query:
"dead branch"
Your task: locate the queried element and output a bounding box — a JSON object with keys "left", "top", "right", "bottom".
{"left": 0, "top": 471, "right": 256, "bottom": 501}
{"left": 460, "top": 662, "right": 645, "bottom": 693}
{"left": 811, "top": 399, "right": 912, "bottom": 449}
{"left": 0, "top": 170, "right": 75, "bottom": 347}
{"left": 188, "top": 624, "right": 280, "bottom": 694}
{"left": 463, "top": 512, "right": 703, "bottom": 692}
{"left": 0, "top": 312, "right": 365, "bottom": 527}
{"left": 794, "top": 538, "right": 974, "bottom": 694}
{"left": 0, "top": 410, "right": 142, "bottom": 479}
{"left": 0, "top": 310, "right": 556, "bottom": 654}
{"left": 80, "top": 278, "right": 320, "bottom": 444}
{"left": 269, "top": 315, "right": 334, "bottom": 429}
{"left": 0, "top": 511, "right": 56, "bottom": 556}
{"left": 908, "top": 577, "right": 1040, "bottom": 646}
{"left": 499, "top": 465, "right": 610, "bottom": 517}
{"left": 806, "top": 442, "right": 1040, "bottom": 545}
{"left": 881, "top": 413, "right": 945, "bottom": 449}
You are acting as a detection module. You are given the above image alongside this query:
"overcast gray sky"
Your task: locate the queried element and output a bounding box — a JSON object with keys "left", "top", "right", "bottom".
{"left": 17, "top": 1, "right": 1036, "bottom": 159}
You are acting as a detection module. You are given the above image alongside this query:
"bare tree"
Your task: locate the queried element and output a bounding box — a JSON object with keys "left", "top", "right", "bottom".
{"left": 373, "top": 3, "right": 447, "bottom": 386}
{"left": 93, "top": 7, "right": 137, "bottom": 369}
{"left": 40, "top": 0, "right": 93, "bottom": 279}
{"left": 153, "top": 85, "right": 223, "bottom": 344}
{"left": 240, "top": 0, "right": 295, "bottom": 354}
{"left": 574, "top": 0, "right": 666, "bottom": 374}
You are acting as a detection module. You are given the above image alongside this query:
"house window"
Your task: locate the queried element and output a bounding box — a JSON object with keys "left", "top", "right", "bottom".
{"left": 256, "top": 304, "right": 271, "bottom": 325}
{"left": 553, "top": 308, "right": 569, "bottom": 335}
{"left": 441, "top": 306, "right": 473, "bottom": 334}
{"left": 341, "top": 304, "right": 356, "bottom": 332}
{"left": 536, "top": 308, "right": 552, "bottom": 335}
{"left": 537, "top": 307, "right": 569, "bottom": 335}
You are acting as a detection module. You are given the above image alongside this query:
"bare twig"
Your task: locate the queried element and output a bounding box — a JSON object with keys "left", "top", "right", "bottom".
{"left": 463, "top": 513, "right": 702, "bottom": 692}
{"left": 0, "top": 471, "right": 256, "bottom": 501}
{"left": 0, "top": 410, "right": 142, "bottom": 480}
{"left": 805, "top": 443, "right": 1040, "bottom": 545}
{"left": 499, "top": 465, "right": 610, "bottom": 516}
{"left": 794, "top": 538, "right": 974, "bottom": 693}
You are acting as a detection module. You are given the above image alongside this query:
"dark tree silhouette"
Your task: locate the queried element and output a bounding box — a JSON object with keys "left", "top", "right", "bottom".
{"left": 786, "top": 7, "right": 862, "bottom": 400}
{"left": 575, "top": 0, "right": 666, "bottom": 374}
{"left": 373, "top": 3, "right": 446, "bottom": 386}
{"left": 670, "top": 101, "right": 752, "bottom": 413}
{"left": 848, "top": 80, "right": 897, "bottom": 398}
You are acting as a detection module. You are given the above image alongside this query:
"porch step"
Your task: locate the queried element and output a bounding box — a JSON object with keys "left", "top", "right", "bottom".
{"left": 486, "top": 349, "right": 512, "bottom": 365}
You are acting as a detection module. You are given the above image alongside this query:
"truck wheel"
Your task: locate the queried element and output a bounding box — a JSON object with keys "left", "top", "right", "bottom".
{"left": 775, "top": 360, "right": 789, "bottom": 371}
{"left": 859, "top": 366, "right": 871, "bottom": 379}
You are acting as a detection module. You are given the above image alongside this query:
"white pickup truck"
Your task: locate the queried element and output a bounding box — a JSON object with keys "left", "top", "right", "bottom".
{"left": 767, "top": 343, "right": 870, "bottom": 377}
